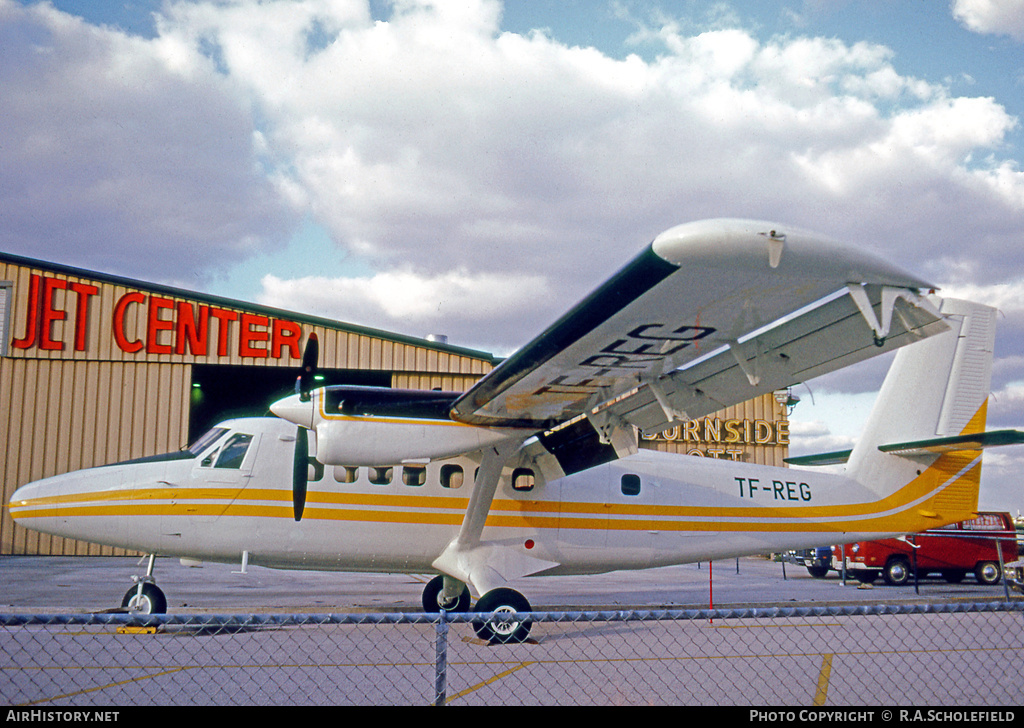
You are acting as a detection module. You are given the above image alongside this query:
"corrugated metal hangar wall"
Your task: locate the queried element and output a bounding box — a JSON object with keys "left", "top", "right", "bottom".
{"left": 0, "top": 252, "right": 789, "bottom": 556}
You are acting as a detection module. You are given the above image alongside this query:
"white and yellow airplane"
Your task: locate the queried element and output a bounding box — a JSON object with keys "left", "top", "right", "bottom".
{"left": 9, "top": 219, "right": 1018, "bottom": 643}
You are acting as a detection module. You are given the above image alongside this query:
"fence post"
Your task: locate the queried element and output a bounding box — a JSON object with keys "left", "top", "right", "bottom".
{"left": 434, "top": 610, "right": 449, "bottom": 706}
{"left": 996, "top": 539, "right": 1010, "bottom": 600}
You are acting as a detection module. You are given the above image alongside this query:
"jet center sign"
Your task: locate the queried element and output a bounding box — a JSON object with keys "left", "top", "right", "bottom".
{"left": 10, "top": 273, "right": 304, "bottom": 360}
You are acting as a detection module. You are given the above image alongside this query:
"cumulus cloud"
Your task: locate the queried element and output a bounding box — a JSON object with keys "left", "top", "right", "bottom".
{"left": 952, "top": 0, "right": 1024, "bottom": 42}
{"left": 0, "top": 0, "right": 297, "bottom": 281}
{"left": 183, "top": 2, "right": 1024, "bottom": 346}
{"left": 258, "top": 266, "right": 552, "bottom": 351}
{"left": 785, "top": 418, "right": 856, "bottom": 457}
{"left": 4, "top": 0, "right": 1024, "bottom": 358}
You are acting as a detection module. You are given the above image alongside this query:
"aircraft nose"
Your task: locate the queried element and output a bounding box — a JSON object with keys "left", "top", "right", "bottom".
{"left": 9, "top": 483, "right": 31, "bottom": 514}
{"left": 270, "top": 392, "right": 315, "bottom": 429}
{"left": 9, "top": 476, "right": 64, "bottom": 526}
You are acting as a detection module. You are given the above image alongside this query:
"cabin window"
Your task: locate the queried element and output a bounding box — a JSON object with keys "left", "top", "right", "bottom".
{"left": 333, "top": 466, "right": 359, "bottom": 484}
{"left": 441, "top": 464, "right": 464, "bottom": 489}
{"left": 512, "top": 468, "right": 535, "bottom": 492}
{"left": 307, "top": 459, "right": 324, "bottom": 482}
{"left": 212, "top": 433, "right": 253, "bottom": 469}
{"left": 403, "top": 466, "right": 426, "bottom": 486}
{"left": 621, "top": 474, "right": 641, "bottom": 496}
{"left": 369, "top": 467, "right": 393, "bottom": 485}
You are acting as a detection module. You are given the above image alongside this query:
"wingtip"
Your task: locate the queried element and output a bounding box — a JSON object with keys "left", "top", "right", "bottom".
{"left": 651, "top": 219, "right": 936, "bottom": 290}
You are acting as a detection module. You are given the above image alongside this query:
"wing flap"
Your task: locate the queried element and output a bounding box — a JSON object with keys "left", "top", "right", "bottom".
{"left": 599, "top": 288, "right": 947, "bottom": 435}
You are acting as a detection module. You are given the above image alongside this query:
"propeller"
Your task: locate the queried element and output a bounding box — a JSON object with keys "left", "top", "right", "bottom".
{"left": 292, "top": 333, "right": 318, "bottom": 521}
{"left": 292, "top": 425, "right": 308, "bottom": 521}
{"left": 296, "top": 332, "right": 319, "bottom": 401}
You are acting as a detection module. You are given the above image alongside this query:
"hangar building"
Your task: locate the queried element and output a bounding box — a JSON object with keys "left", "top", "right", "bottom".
{"left": 0, "top": 251, "right": 790, "bottom": 556}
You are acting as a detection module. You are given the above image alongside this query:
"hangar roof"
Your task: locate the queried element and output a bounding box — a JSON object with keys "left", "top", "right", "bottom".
{"left": 0, "top": 250, "right": 498, "bottom": 365}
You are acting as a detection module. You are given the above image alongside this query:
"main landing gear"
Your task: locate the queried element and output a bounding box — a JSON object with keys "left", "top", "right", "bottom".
{"left": 420, "top": 575, "right": 533, "bottom": 644}
{"left": 121, "top": 554, "right": 167, "bottom": 614}
{"left": 471, "top": 588, "right": 532, "bottom": 644}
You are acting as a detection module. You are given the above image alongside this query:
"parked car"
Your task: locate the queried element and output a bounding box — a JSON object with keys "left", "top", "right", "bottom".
{"left": 830, "top": 512, "right": 1018, "bottom": 586}
{"left": 788, "top": 547, "right": 833, "bottom": 578}
{"left": 1005, "top": 559, "right": 1024, "bottom": 594}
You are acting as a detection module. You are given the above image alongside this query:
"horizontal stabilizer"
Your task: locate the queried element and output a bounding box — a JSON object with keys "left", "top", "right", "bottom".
{"left": 877, "top": 428, "right": 1024, "bottom": 455}
{"left": 784, "top": 450, "right": 853, "bottom": 467}
{"left": 786, "top": 429, "right": 1024, "bottom": 466}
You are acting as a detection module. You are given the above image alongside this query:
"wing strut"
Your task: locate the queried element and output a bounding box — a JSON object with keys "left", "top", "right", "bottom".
{"left": 431, "top": 436, "right": 558, "bottom": 595}
{"left": 456, "top": 441, "right": 521, "bottom": 548}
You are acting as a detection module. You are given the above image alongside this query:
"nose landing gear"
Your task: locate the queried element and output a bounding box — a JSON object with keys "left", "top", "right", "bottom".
{"left": 121, "top": 554, "right": 167, "bottom": 614}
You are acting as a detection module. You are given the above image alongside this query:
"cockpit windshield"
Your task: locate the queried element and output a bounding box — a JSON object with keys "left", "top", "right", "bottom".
{"left": 186, "top": 427, "right": 229, "bottom": 456}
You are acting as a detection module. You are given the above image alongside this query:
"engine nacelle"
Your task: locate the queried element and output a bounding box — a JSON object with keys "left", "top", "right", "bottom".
{"left": 315, "top": 417, "right": 514, "bottom": 466}
{"left": 270, "top": 385, "right": 521, "bottom": 465}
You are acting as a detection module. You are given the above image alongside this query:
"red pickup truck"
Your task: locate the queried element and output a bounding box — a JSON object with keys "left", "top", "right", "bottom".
{"left": 830, "top": 512, "right": 1019, "bottom": 586}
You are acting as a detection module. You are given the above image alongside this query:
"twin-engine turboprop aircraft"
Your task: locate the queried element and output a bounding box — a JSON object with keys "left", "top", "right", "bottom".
{"left": 10, "top": 219, "right": 1020, "bottom": 643}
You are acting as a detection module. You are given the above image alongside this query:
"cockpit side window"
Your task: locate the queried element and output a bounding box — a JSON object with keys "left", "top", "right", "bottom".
{"left": 187, "top": 427, "right": 229, "bottom": 457}
{"left": 213, "top": 433, "right": 254, "bottom": 469}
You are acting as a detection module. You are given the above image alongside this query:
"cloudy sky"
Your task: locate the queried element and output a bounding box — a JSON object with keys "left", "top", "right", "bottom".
{"left": 4, "top": 0, "right": 1024, "bottom": 512}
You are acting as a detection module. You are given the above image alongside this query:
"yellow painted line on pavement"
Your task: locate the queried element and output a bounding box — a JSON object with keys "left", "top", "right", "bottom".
{"left": 814, "top": 653, "right": 834, "bottom": 706}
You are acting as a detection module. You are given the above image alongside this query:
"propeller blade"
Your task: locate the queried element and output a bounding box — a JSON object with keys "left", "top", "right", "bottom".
{"left": 297, "top": 332, "right": 319, "bottom": 401}
{"left": 292, "top": 426, "right": 308, "bottom": 522}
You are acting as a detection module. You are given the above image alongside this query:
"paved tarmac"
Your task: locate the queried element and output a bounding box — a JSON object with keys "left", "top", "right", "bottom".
{"left": 3, "top": 555, "right": 1022, "bottom": 707}
{"left": 1, "top": 554, "right": 1018, "bottom": 614}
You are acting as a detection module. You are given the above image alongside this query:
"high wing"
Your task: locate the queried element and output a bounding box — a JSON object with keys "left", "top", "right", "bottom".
{"left": 451, "top": 219, "right": 948, "bottom": 438}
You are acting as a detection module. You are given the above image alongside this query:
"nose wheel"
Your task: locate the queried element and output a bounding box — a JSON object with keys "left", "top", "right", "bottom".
{"left": 121, "top": 554, "right": 167, "bottom": 614}
{"left": 122, "top": 581, "right": 167, "bottom": 614}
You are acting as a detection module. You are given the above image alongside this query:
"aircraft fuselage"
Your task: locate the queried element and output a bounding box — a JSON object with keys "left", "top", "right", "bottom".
{"left": 9, "top": 417, "right": 950, "bottom": 579}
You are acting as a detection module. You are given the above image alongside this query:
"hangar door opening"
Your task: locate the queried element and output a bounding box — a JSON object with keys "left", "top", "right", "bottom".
{"left": 188, "top": 364, "right": 391, "bottom": 441}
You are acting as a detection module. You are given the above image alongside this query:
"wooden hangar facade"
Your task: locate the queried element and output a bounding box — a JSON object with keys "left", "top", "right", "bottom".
{"left": 0, "top": 251, "right": 790, "bottom": 556}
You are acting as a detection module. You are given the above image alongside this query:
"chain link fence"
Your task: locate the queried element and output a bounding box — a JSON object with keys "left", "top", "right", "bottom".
{"left": 2, "top": 602, "right": 1022, "bottom": 707}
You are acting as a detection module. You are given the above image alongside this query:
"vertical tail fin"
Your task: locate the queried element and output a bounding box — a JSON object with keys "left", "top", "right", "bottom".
{"left": 847, "top": 298, "right": 996, "bottom": 517}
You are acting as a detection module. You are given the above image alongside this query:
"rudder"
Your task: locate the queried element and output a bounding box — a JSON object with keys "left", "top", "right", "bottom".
{"left": 846, "top": 297, "right": 996, "bottom": 516}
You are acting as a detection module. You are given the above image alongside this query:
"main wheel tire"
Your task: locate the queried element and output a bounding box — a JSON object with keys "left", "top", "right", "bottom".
{"left": 942, "top": 570, "right": 966, "bottom": 584}
{"left": 806, "top": 565, "right": 828, "bottom": 578}
{"left": 421, "top": 575, "right": 470, "bottom": 612}
{"left": 121, "top": 583, "right": 167, "bottom": 614}
{"left": 472, "top": 588, "right": 532, "bottom": 644}
{"left": 883, "top": 558, "right": 911, "bottom": 586}
{"left": 975, "top": 561, "right": 1001, "bottom": 585}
